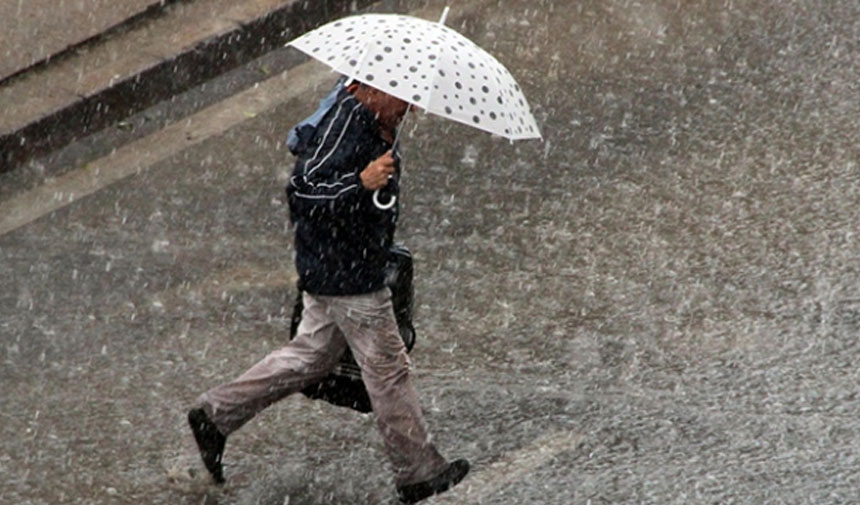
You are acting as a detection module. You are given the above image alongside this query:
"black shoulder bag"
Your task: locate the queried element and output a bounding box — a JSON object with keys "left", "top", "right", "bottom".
{"left": 289, "top": 245, "right": 416, "bottom": 413}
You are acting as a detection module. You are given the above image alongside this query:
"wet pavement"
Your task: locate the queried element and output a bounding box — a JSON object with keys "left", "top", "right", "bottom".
{"left": 0, "top": 0, "right": 164, "bottom": 81}
{"left": 2, "top": 0, "right": 860, "bottom": 504}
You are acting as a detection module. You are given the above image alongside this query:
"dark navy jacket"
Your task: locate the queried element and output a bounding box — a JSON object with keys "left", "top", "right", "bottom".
{"left": 287, "top": 89, "right": 400, "bottom": 296}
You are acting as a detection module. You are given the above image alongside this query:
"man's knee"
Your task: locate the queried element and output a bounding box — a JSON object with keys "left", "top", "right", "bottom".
{"left": 360, "top": 347, "right": 412, "bottom": 385}
{"left": 263, "top": 343, "right": 339, "bottom": 375}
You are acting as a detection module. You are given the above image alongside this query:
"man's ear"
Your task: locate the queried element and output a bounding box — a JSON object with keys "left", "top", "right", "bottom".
{"left": 346, "top": 82, "right": 361, "bottom": 94}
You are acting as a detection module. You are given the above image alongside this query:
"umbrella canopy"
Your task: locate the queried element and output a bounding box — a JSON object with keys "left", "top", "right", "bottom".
{"left": 287, "top": 11, "right": 541, "bottom": 140}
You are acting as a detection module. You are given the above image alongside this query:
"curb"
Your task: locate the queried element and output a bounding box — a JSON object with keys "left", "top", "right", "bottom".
{"left": 0, "top": 0, "right": 379, "bottom": 173}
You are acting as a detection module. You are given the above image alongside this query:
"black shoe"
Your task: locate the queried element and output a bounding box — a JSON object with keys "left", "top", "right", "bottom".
{"left": 187, "top": 407, "right": 226, "bottom": 484}
{"left": 396, "top": 459, "right": 470, "bottom": 504}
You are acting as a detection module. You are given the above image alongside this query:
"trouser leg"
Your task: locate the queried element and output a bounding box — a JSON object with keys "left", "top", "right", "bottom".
{"left": 323, "top": 289, "right": 447, "bottom": 486}
{"left": 199, "top": 293, "right": 347, "bottom": 435}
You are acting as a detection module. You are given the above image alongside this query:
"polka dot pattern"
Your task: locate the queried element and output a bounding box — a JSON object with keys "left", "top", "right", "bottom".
{"left": 288, "top": 13, "right": 541, "bottom": 140}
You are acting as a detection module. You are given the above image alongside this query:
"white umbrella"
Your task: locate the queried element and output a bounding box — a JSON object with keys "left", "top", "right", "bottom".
{"left": 286, "top": 7, "right": 541, "bottom": 141}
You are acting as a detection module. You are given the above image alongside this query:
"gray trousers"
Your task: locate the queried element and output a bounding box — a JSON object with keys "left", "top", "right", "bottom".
{"left": 198, "top": 288, "right": 447, "bottom": 485}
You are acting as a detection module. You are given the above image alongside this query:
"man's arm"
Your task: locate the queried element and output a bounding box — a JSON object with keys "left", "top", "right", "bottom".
{"left": 289, "top": 99, "right": 363, "bottom": 203}
{"left": 290, "top": 111, "right": 394, "bottom": 208}
{"left": 289, "top": 95, "right": 396, "bottom": 214}
{"left": 290, "top": 148, "right": 394, "bottom": 203}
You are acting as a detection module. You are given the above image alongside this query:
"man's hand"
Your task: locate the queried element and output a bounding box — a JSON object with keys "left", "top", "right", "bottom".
{"left": 360, "top": 151, "right": 396, "bottom": 190}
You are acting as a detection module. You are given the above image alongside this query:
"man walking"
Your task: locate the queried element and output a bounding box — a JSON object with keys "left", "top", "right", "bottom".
{"left": 187, "top": 79, "right": 469, "bottom": 504}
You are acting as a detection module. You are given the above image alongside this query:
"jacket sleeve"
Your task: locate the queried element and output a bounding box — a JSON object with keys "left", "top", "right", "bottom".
{"left": 288, "top": 98, "right": 369, "bottom": 210}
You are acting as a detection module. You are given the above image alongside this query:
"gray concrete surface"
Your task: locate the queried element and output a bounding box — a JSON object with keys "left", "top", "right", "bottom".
{"left": 2, "top": 0, "right": 860, "bottom": 504}
{"left": 0, "top": 0, "right": 166, "bottom": 82}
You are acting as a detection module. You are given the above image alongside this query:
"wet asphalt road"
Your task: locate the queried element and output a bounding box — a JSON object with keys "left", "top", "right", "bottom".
{"left": 2, "top": 0, "right": 860, "bottom": 504}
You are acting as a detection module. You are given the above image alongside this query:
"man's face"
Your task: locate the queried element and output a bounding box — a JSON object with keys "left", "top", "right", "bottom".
{"left": 364, "top": 86, "right": 410, "bottom": 131}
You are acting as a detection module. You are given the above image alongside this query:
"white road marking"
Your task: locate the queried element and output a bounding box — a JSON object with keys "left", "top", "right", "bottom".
{"left": 430, "top": 429, "right": 583, "bottom": 504}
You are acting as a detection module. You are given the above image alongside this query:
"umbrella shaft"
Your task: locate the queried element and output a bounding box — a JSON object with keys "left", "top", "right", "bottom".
{"left": 393, "top": 103, "right": 413, "bottom": 150}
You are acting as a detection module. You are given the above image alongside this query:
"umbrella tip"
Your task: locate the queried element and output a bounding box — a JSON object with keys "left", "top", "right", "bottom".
{"left": 439, "top": 6, "right": 450, "bottom": 25}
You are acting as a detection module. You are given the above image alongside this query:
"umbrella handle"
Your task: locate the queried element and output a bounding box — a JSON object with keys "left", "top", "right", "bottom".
{"left": 373, "top": 188, "right": 396, "bottom": 210}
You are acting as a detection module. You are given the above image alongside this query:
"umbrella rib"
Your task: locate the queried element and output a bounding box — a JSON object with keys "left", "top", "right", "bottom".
{"left": 421, "top": 21, "right": 456, "bottom": 126}
{"left": 495, "top": 64, "right": 518, "bottom": 141}
{"left": 503, "top": 100, "right": 517, "bottom": 142}
{"left": 344, "top": 39, "right": 375, "bottom": 86}
{"left": 501, "top": 86, "right": 522, "bottom": 141}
